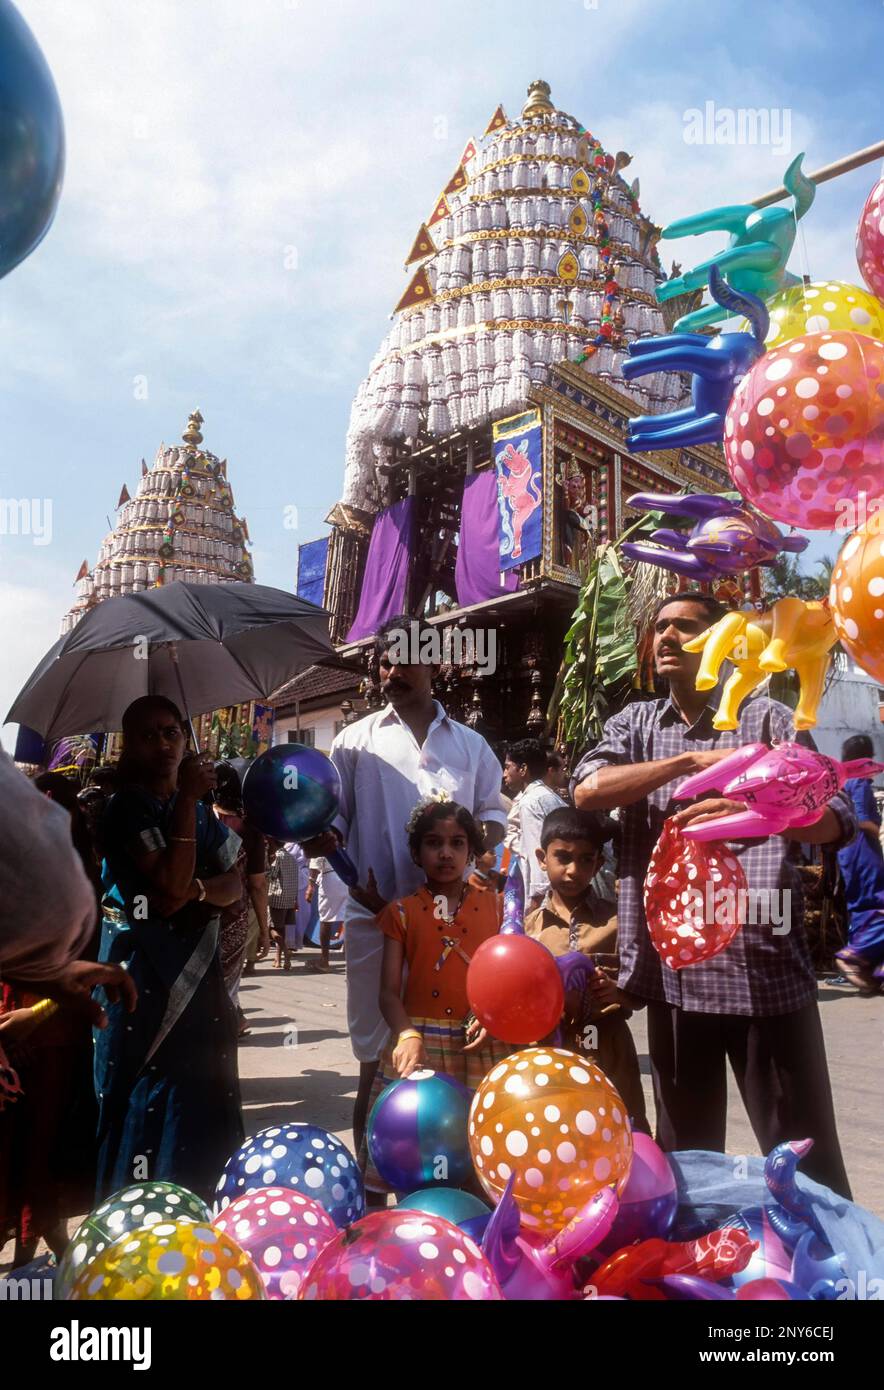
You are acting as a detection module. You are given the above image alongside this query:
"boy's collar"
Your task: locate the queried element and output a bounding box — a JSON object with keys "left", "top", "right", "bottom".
{"left": 541, "top": 886, "right": 595, "bottom": 922}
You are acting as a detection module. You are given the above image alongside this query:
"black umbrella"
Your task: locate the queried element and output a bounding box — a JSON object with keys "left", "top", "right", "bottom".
{"left": 6, "top": 582, "right": 340, "bottom": 746}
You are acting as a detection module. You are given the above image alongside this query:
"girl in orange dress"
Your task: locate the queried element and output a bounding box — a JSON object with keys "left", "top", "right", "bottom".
{"left": 360, "top": 799, "right": 512, "bottom": 1193}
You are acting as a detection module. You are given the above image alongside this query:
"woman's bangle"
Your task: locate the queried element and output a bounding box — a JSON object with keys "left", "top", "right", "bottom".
{"left": 194, "top": 878, "right": 207, "bottom": 902}
{"left": 30, "top": 999, "right": 59, "bottom": 1021}
{"left": 397, "top": 1028, "right": 423, "bottom": 1045}
{"left": 170, "top": 836, "right": 196, "bottom": 843}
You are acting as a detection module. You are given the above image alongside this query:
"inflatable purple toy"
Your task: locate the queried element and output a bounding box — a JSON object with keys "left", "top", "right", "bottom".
{"left": 621, "top": 492, "right": 807, "bottom": 580}
{"left": 482, "top": 1174, "right": 618, "bottom": 1300}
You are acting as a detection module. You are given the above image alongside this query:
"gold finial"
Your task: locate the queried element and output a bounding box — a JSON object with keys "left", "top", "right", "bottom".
{"left": 183, "top": 409, "right": 204, "bottom": 448}
{"left": 522, "top": 80, "right": 554, "bottom": 119}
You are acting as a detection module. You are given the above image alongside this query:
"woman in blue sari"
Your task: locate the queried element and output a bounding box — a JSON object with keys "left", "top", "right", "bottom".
{"left": 95, "top": 696, "right": 244, "bottom": 1202}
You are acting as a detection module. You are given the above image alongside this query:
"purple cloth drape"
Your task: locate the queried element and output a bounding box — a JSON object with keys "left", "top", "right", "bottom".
{"left": 346, "top": 496, "right": 416, "bottom": 642}
{"left": 455, "top": 472, "right": 519, "bottom": 607}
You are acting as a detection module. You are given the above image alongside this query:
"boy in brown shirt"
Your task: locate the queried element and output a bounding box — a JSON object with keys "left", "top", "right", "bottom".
{"left": 525, "top": 805, "right": 649, "bottom": 1133}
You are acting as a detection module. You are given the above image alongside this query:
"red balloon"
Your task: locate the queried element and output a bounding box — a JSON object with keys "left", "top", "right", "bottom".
{"left": 466, "top": 935, "right": 564, "bottom": 1044}
{"left": 645, "top": 818, "right": 747, "bottom": 969}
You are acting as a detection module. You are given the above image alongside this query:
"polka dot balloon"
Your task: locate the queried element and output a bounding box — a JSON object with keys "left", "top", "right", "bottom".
{"left": 68, "top": 1219, "right": 266, "bottom": 1301}
{"left": 215, "top": 1124, "right": 364, "bottom": 1228}
{"left": 830, "top": 519, "right": 884, "bottom": 683}
{"left": 55, "top": 1181, "right": 210, "bottom": 1300}
{"left": 724, "top": 330, "right": 884, "bottom": 530}
{"left": 213, "top": 1186, "right": 338, "bottom": 1299}
{"left": 644, "top": 817, "right": 748, "bottom": 969}
{"left": 298, "top": 1209, "right": 503, "bottom": 1301}
{"left": 857, "top": 176, "right": 884, "bottom": 300}
{"left": 468, "top": 1046, "right": 633, "bottom": 1233}
{"left": 741, "top": 281, "right": 884, "bottom": 348}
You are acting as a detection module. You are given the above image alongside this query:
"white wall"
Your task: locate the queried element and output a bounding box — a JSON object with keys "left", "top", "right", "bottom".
{"left": 815, "top": 661, "right": 884, "bottom": 765}
{"left": 272, "top": 707, "right": 343, "bottom": 755}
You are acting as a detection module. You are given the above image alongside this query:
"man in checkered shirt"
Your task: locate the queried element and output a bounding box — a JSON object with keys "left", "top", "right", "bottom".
{"left": 572, "top": 592, "right": 853, "bottom": 1197}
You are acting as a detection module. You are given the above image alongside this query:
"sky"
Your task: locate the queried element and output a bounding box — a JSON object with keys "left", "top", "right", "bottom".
{"left": 1, "top": 0, "right": 882, "bottom": 748}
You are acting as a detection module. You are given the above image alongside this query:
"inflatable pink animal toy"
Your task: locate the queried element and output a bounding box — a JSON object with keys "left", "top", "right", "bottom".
{"left": 482, "top": 1174, "right": 618, "bottom": 1300}
{"left": 675, "top": 741, "right": 884, "bottom": 840}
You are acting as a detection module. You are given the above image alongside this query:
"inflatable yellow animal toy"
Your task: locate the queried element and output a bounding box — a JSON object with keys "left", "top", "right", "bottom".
{"left": 682, "top": 597, "right": 836, "bottom": 731}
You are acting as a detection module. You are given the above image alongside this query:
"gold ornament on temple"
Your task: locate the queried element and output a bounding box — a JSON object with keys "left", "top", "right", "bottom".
{"left": 182, "top": 409, "right": 204, "bottom": 449}
{"left": 522, "top": 79, "right": 554, "bottom": 120}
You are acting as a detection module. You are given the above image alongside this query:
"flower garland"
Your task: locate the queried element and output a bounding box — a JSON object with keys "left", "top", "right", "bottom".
{"left": 574, "top": 174, "right": 621, "bottom": 363}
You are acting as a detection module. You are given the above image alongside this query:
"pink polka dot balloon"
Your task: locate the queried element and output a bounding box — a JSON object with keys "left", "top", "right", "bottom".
{"left": 857, "top": 176, "right": 884, "bottom": 300}
{"left": 724, "top": 330, "right": 884, "bottom": 529}
{"left": 212, "top": 1186, "right": 338, "bottom": 1300}
{"left": 297, "top": 1209, "right": 503, "bottom": 1301}
{"left": 468, "top": 1046, "right": 633, "bottom": 1234}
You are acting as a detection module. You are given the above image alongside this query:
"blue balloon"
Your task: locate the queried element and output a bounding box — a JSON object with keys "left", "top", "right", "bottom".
{"left": 242, "top": 743, "right": 340, "bottom": 841}
{"left": 0, "top": 0, "right": 65, "bottom": 280}
{"left": 397, "top": 1187, "right": 491, "bottom": 1242}
{"left": 242, "top": 742, "right": 358, "bottom": 883}
{"left": 215, "top": 1124, "right": 364, "bottom": 1230}
{"left": 367, "top": 1071, "right": 473, "bottom": 1193}
{"left": 789, "top": 1230, "right": 846, "bottom": 1300}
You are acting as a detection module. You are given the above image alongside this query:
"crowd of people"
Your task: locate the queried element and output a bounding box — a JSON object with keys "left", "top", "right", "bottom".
{"left": 2, "top": 591, "right": 883, "bottom": 1265}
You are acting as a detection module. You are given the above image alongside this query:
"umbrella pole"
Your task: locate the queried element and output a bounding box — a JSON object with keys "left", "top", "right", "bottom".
{"left": 169, "top": 645, "right": 201, "bottom": 753}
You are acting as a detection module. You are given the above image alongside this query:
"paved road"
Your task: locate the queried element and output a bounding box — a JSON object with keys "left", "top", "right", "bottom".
{"left": 237, "top": 949, "right": 884, "bottom": 1217}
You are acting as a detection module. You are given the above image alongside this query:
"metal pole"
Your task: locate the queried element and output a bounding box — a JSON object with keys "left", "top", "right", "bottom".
{"left": 169, "top": 644, "right": 200, "bottom": 752}
{"left": 751, "top": 139, "right": 884, "bottom": 209}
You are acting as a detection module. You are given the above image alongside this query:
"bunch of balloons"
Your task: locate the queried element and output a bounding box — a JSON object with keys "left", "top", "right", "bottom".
{"left": 618, "top": 161, "right": 884, "bottom": 705}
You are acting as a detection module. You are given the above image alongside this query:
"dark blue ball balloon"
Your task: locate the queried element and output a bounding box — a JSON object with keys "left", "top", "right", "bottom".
{"left": 367, "top": 1070, "right": 473, "bottom": 1192}
{"left": 0, "top": 1, "right": 65, "bottom": 281}
{"left": 215, "top": 1124, "right": 364, "bottom": 1229}
{"left": 242, "top": 743, "right": 341, "bottom": 841}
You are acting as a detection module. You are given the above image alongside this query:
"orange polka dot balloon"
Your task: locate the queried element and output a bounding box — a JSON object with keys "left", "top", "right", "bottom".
{"left": 468, "top": 1047, "right": 633, "bottom": 1234}
{"left": 725, "top": 330, "right": 884, "bottom": 530}
{"left": 830, "top": 520, "right": 884, "bottom": 683}
{"left": 68, "top": 1218, "right": 266, "bottom": 1301}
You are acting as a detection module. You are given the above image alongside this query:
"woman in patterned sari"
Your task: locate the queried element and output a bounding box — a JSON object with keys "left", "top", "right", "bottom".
{"left": 95, "top": 697, "right": 244, "bottom": 1203}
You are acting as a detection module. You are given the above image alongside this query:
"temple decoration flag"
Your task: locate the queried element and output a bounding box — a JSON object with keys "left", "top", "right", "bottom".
{"left": 116, "top": 484, "right": 130, "bottom": 508}
{"left": 74, "top": 560, "right": 89, "bottom": 583}
{"left": 427, "top": 192, "right": 450, "bottom": 227}
{"left": 493, "top": 408, "right": 543, "bottom": 573}
{"left": 459, "top": 137, "right": 478, "bottom": 165}
{"left": 484, "top": 104, "right": 507, "bottom": 136}
{"left": 444, "top": 163, "right": 468, "bottom": 196}
{"left": 251, "top": 703, "right": 275, "bottom": 755}
{"left": 405, "top": 223, "right": 437, "bottom": 268}
{"left": 296, "top": 536, "right": 329, "bottom": 608}
{"left": 394, "top": 266, "right": 433, "bottom": 314}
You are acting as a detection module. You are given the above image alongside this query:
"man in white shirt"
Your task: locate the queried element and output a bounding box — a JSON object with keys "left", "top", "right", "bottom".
{"left": 304, "top": 615, "right": 506, "bottom": 1149}
{"left": 503, "top": 739, "right": 567, "bottom": 907}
